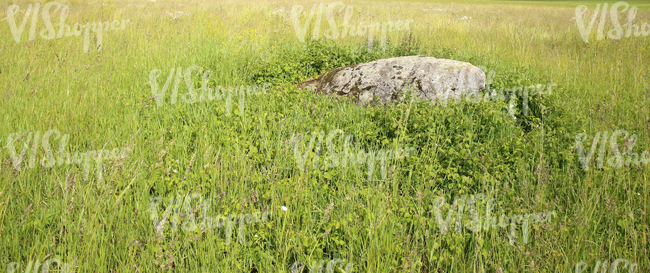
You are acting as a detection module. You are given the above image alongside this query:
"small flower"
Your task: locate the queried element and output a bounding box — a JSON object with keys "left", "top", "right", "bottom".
{"left": 322, "top": 228, "right": 332, "bottom": 238}
{"left": 324, "top": 202, "right": 335, "bottom": 214}
{"left": 281, "top": 206, "right": 288, "bottom": 211}
{"left": 173, "top": 169, "right": 177, "bottom": 173}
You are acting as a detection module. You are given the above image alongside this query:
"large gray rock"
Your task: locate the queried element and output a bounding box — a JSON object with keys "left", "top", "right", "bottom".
{"left": 298, "top": 55, "right": 486, "bottom": 105}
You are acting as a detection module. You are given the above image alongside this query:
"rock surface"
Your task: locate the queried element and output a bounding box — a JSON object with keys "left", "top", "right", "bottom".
{"left": 298, "top": 56, "right": 486, "bottom": 104}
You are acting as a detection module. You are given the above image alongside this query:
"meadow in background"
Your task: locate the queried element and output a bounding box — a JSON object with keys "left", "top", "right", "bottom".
{"left": 0, "top": 0, "right": 648, "bottom": 272}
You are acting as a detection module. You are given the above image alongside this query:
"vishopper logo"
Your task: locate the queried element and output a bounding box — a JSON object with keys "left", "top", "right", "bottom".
{"left": 431, "top": 194, "right": 556, "bottom": 244}
{"left": 575, "top": 129, "right": 649, "bottom": 171}
{"left": 290, "top": 258, "right": 353, "bottom": 273}
{"left": 4, "top": 129, "right": 131, "bottom": 181}
{"left": 146, "top": 65, "right": 270, "bottom": 116}
{"left": 290, "top": 129, "right": 414, "bottom": 181}
{"left": 148, "top": 194, "right": 272, "bottom": 245}
{"left": 574, "top": 258, "right": 638, "bottom": 273}
{"left": 5, "top": 2, "right": 130, "bottom": 53}
{"left": 572, "top": 1, "right": 650, "bottom": 43}
{"left": 289, "top": 2, "right": 414, "bottom": 52}
{"left": 6, "top": 258, "right": 73, "bottom": 273}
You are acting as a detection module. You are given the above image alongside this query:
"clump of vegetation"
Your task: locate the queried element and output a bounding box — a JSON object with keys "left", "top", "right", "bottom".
{"left": 1, "top": 1, "right": 648, "bottom": 272}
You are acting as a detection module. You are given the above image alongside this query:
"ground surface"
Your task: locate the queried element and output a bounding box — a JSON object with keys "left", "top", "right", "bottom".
{"left": 0, "top": 0, "right": 648, "bottom": 272}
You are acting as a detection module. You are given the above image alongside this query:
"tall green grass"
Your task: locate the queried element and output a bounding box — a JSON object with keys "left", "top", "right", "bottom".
{"left": 0, "top": 0, "right": 648, "bottom": 272}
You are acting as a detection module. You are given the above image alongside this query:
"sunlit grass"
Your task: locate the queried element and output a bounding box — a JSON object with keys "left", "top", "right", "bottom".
{"left": 0, "top": 0, "right": 648, "bottom": 272}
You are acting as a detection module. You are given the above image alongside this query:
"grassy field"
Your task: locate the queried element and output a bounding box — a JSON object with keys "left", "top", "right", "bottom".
{"left": 0, "top": 0, "right": 648, "bottom": 272}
